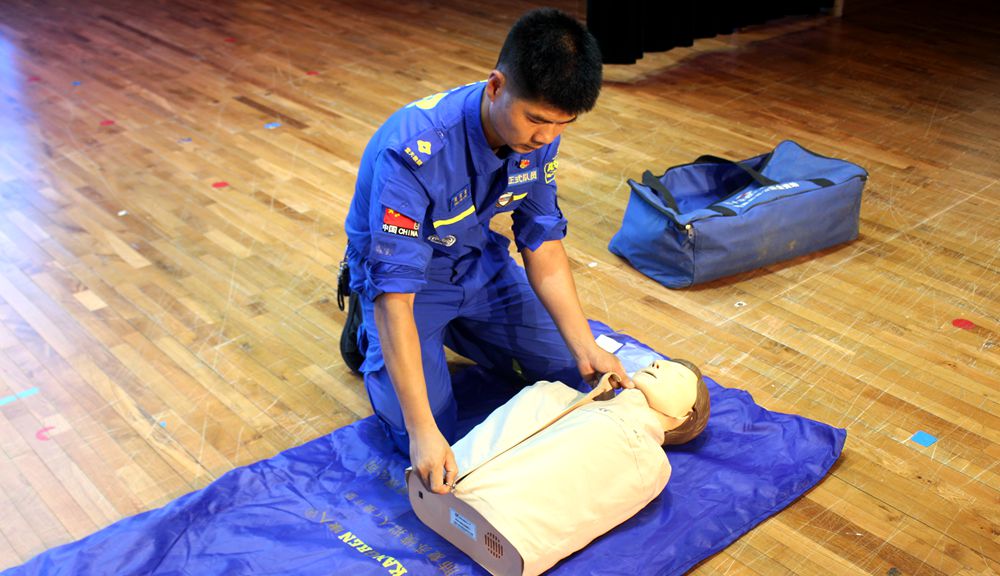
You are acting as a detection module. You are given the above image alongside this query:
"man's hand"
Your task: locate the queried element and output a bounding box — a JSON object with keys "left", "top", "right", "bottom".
{"left": 577, "top": 344, "right": 632, "bottom": 389}
{"left": 410, "top": 424, "right": 458, "bottom": 494}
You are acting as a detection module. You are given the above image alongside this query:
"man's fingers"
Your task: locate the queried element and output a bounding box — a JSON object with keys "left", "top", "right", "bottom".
{"left": 429, "top": 462, "right": 447, "bottom": 494}
{"left": 612, "top": 359, "right": 633, "bottom": 388}
{"left": 618, "top": 370, "right": 635, "bottom": 389}
{"left": 444, "top": 450, "right": 458, "bottom": 489}
{"left": 417, "top": 464, "right": 433, "bottom": 492}
{"left": 604, "top": 367, "right": 632, "bottom": 390}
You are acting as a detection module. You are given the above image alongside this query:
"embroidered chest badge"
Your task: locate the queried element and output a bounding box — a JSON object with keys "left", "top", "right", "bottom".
{"left": 519, "top": 158, "right": 530, "bottom": 169}
{"left": 428, "top": 234, "right": 457, "bottom": 247}
{"left": 495, "top": 191, "right": 514, "bottom": 207}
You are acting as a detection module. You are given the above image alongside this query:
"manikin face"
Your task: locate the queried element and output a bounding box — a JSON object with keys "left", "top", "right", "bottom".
{"left": 631, "top": 360, "right": 699, "bottom": 434}
{"left": 482, "top": 70, "right": 576, "bottom": 154}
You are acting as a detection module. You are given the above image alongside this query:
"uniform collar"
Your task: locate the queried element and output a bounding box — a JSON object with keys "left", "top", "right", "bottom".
{"left": 464, "top": 83, "right": 505, "bottom": 175}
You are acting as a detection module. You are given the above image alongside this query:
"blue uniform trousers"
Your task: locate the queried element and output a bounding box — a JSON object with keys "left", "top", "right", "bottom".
{"left": 358, "top": 256, "right": 582, "bottom": 454}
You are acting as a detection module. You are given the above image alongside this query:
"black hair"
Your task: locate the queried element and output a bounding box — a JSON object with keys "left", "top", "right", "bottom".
{"left": 496, "top": 8, "right": 603, "bottom": 115}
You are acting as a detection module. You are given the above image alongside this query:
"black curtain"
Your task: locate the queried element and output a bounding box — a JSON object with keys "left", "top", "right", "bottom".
{"left": 587, "top": 0, "right": 834, "bottom": 64}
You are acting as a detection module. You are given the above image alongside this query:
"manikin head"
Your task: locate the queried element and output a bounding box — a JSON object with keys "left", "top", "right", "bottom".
{"left": 630, "top": 359, "right": 711, "bottom": 446}
{"left": 481, "top": 8, "right": 603, "bottom": 154}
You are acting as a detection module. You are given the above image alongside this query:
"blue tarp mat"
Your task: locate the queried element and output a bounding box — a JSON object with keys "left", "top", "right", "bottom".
{"left": 5, "top": 321, "right": 846, "bottom": 576}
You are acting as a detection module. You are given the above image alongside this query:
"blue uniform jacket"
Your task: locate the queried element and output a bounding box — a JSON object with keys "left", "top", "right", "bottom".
{"left": 345, "top": 82, "right": 567, "bottom": 300}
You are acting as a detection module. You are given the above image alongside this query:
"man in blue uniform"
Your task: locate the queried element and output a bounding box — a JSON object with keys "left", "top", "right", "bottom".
{"left": 343, "top": 8, "right": 628, "bottom": 495}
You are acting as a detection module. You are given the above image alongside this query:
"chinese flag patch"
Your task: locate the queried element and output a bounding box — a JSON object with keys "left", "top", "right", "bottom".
{"left": 382, "top": 207, "right": 420, "bottom": 238}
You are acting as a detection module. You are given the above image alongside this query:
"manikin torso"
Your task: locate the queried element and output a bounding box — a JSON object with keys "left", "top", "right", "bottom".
{"left": 450, "top": 381, "right": 670, "bottom": 576}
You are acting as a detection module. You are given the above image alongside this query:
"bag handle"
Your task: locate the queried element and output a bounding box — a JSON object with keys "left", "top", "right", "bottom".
{"left": 628, "top": 179, "right": 685, "bottom": 227}
{"left": 694, "top": 154, "right": 780, "bottom": 187}
{"left": 641, "top": 170, "right": 680, "bottom": 213}
{"left": 640, "top": 169, "right": 738, "bottom": 222}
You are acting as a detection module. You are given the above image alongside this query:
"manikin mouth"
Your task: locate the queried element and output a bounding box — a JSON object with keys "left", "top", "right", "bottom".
{"left": 634, "top": 367, "right": 656, "bottom": 381}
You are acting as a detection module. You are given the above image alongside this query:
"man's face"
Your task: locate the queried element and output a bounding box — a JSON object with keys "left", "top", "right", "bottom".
{"left": 486, "top": 72, "right": 577, "bottom": 154}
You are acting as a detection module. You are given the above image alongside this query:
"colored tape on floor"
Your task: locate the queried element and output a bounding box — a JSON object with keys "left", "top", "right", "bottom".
{"left": 0, "top": 387, "right": 39, "bottom": 407}
{"left": 910, "top": 430, "right": 938, "bottom": 447}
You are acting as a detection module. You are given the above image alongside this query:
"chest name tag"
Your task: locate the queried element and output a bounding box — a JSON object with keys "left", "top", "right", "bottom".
{"left": 449, "top": 187, "right": 470, "bottom": 210}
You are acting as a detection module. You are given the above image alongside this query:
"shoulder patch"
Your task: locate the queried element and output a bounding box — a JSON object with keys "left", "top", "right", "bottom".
{"left": 409, "top": 91, "right": 448, "bottom": 110}
{"left": 399, "top": 128, "right": 445, "bottom": 170}
{"left": 544, "top": 155, "right": 559, "bottom": 184}
{"left": 382, "top": 207, "right": 421, "bottom": 238}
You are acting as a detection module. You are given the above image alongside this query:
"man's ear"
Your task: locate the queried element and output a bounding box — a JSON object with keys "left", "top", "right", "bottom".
{"left": 485, "top": 70, "right": 505, "bottom": 102}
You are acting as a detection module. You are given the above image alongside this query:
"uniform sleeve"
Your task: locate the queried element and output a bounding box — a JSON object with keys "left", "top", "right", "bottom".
{"left": 362, "top": 150, "right": 433, "bottom": 300}
{"left": 511, "top": 137, "right": 568, "bottom": 252}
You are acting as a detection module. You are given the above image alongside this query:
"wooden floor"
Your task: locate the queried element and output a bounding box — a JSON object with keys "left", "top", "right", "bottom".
{"left": 0, "top": 0, "right": 997, "bottom": 573}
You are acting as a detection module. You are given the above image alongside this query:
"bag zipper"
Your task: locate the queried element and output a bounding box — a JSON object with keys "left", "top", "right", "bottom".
{"left": 648, "top": 174, "right": 867, "bottom": 230}
{"left": 727, "top": 174, "right": 867, "bottom": 218}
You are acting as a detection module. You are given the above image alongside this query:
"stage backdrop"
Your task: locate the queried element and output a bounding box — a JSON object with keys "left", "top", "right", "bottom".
{"left": 587, "top": 0, "right": 834, "bottom": 64}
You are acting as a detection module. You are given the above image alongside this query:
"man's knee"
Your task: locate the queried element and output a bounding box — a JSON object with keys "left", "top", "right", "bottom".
{"left": 376, "top": 417, "right": 412, "bottom": 455}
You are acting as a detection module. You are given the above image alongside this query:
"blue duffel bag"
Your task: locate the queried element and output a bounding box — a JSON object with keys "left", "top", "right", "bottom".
{"left": 608, "top": 140, "right": 868, "bottom": 288}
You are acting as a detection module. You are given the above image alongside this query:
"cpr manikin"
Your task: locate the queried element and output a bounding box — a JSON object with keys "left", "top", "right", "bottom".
{"left": 407, "top": 359, "right": 711, "bottom": 576}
